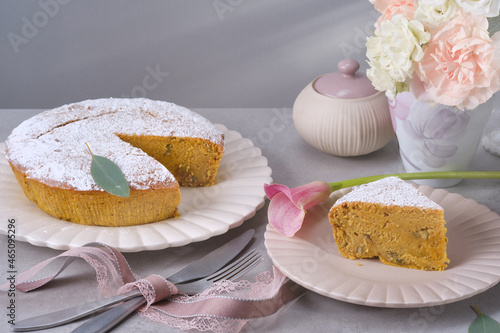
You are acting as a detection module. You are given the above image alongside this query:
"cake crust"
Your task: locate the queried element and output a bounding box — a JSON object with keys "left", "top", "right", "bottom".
{"left": 10, "top": 167, "right": 180, "bottom": 227}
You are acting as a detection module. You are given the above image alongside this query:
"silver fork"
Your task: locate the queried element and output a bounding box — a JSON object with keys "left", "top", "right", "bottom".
{"left": 71, "top": 249, "right": 263, "bottom": 333}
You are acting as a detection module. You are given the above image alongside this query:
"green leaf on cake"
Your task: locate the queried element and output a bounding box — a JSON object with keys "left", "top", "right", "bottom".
{"left": 469, "top": 306, "right": 500, "bottom": 333}
{"left": 85, "top": 143, "right": 130, "bottom": 198}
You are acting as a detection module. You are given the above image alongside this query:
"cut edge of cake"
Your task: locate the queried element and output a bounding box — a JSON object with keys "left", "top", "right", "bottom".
{"left": 328, "top": 177, "right": 450, "bottom": 271}
{"left": 5, "top": 98, "right": 224, "bottom": 226}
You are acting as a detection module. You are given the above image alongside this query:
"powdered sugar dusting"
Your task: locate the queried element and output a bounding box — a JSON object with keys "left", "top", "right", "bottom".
{"left": 5, "top": 98, "right": 224, "bottom": 191}
{"left": 333, "top": 177, "right": 443, "bottom": 210}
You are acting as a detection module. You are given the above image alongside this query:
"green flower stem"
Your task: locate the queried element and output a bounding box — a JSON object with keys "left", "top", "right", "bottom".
{"left": 328, "top": 172, "right": 500, "bottom": 192}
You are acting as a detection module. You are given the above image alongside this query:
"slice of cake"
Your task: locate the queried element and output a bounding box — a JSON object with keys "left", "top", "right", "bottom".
{"left": 328, "top": 177, "right": 449, "bottom": 271}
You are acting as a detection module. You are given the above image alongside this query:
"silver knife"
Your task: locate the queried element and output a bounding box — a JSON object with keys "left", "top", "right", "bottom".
{"left": 11, "top": 229, "right": 255, "bottom": 332}
{"left": 71, "top": 249, "right": 262, "bottom": 333}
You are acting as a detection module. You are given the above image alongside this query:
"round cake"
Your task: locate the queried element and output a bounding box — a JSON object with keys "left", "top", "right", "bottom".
{"left": 5, "top": 98, "right": 224, "bottom": 226}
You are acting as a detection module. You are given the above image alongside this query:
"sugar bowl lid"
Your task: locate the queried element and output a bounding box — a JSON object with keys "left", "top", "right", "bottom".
{"left": 313, "top": 59, "right": 378, "bottom": 99}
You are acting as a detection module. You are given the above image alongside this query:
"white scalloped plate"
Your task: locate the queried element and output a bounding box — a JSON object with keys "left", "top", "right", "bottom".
{"left": 265, "top": 186, "right": 500, "bottom": 308}
{"left": 0, "top": 124, "right": 272, "bottom": 252}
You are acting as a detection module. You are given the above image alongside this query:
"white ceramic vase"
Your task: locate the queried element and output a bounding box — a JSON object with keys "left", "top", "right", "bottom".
{"left": 481, "top": 93, "right": 500, "bottom": 156}
{"left": 390, "top": 92, "right": 493, "bottom": 187}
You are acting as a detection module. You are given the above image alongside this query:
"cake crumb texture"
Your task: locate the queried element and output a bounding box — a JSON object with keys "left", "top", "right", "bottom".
{"left": 329, "top": 177, "right": 449, "bottom": 271}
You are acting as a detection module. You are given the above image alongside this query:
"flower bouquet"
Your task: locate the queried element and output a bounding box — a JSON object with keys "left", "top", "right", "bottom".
{"left": 366, "top": 0, "right": 500, "bottom": 111}
{"left": 264, "top": 1, "right": 500, "bottom": 239}
{"left": 365, "top": 1, "right": 500, "bottom": 185}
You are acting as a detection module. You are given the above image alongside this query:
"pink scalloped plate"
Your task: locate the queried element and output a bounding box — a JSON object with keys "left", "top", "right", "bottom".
{"left": 265, "top": 186, "right": 500, "bottom": 308}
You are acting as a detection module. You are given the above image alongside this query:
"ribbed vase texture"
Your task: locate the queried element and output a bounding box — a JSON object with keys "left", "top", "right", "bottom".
{"left": 293, "top": 82, "right": 394, "bottom": 157}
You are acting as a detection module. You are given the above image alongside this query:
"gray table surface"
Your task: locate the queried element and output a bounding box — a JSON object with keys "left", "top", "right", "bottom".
{"left": 0, "top": 108, "right": 499, "bottom": 333}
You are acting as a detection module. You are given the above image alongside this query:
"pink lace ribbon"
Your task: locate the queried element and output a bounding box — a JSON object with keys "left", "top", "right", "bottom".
{"left": 118, "top": 274, "right": 179, "bottom": 308}
{"left": 0, "top": 242, "right": 307, "bottom": 332}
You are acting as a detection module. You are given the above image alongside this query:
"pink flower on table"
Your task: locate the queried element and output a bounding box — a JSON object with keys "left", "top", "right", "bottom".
{"left": 264, "top": 181, "right": 331, "bottom": 237}
{"left": 414, "top": 13, "right": 500, "bottom": 110}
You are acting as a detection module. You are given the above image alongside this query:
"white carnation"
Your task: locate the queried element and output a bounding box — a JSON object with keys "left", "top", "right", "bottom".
{"left": 366, "top": 15, "right": 431, "bottom": 99}
{"left": 418, "top": 0, "right": 448, "bottom": 4}
{"left": 455, "top": 0, "right": 500, "bottom": 17}
{"left": 415, "top": 0, "right": 459, "bottom": 29}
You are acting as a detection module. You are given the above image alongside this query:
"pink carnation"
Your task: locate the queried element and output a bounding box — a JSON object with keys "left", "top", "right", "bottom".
{"left": 414, "top": 14, "right": 500, "bottom": 110}
{"left": 372, "top": 0, "right": 417, "bottom": 31}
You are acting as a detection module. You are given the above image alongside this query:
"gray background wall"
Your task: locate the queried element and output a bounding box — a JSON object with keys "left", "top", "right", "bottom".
{"left": 1, "top": 0, "right": 376, "bottom": 109}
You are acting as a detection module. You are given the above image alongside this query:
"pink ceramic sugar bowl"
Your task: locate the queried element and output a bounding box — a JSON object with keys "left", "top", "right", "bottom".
{"left": 293, "top": 59, "right": 394, "bottom": 156}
